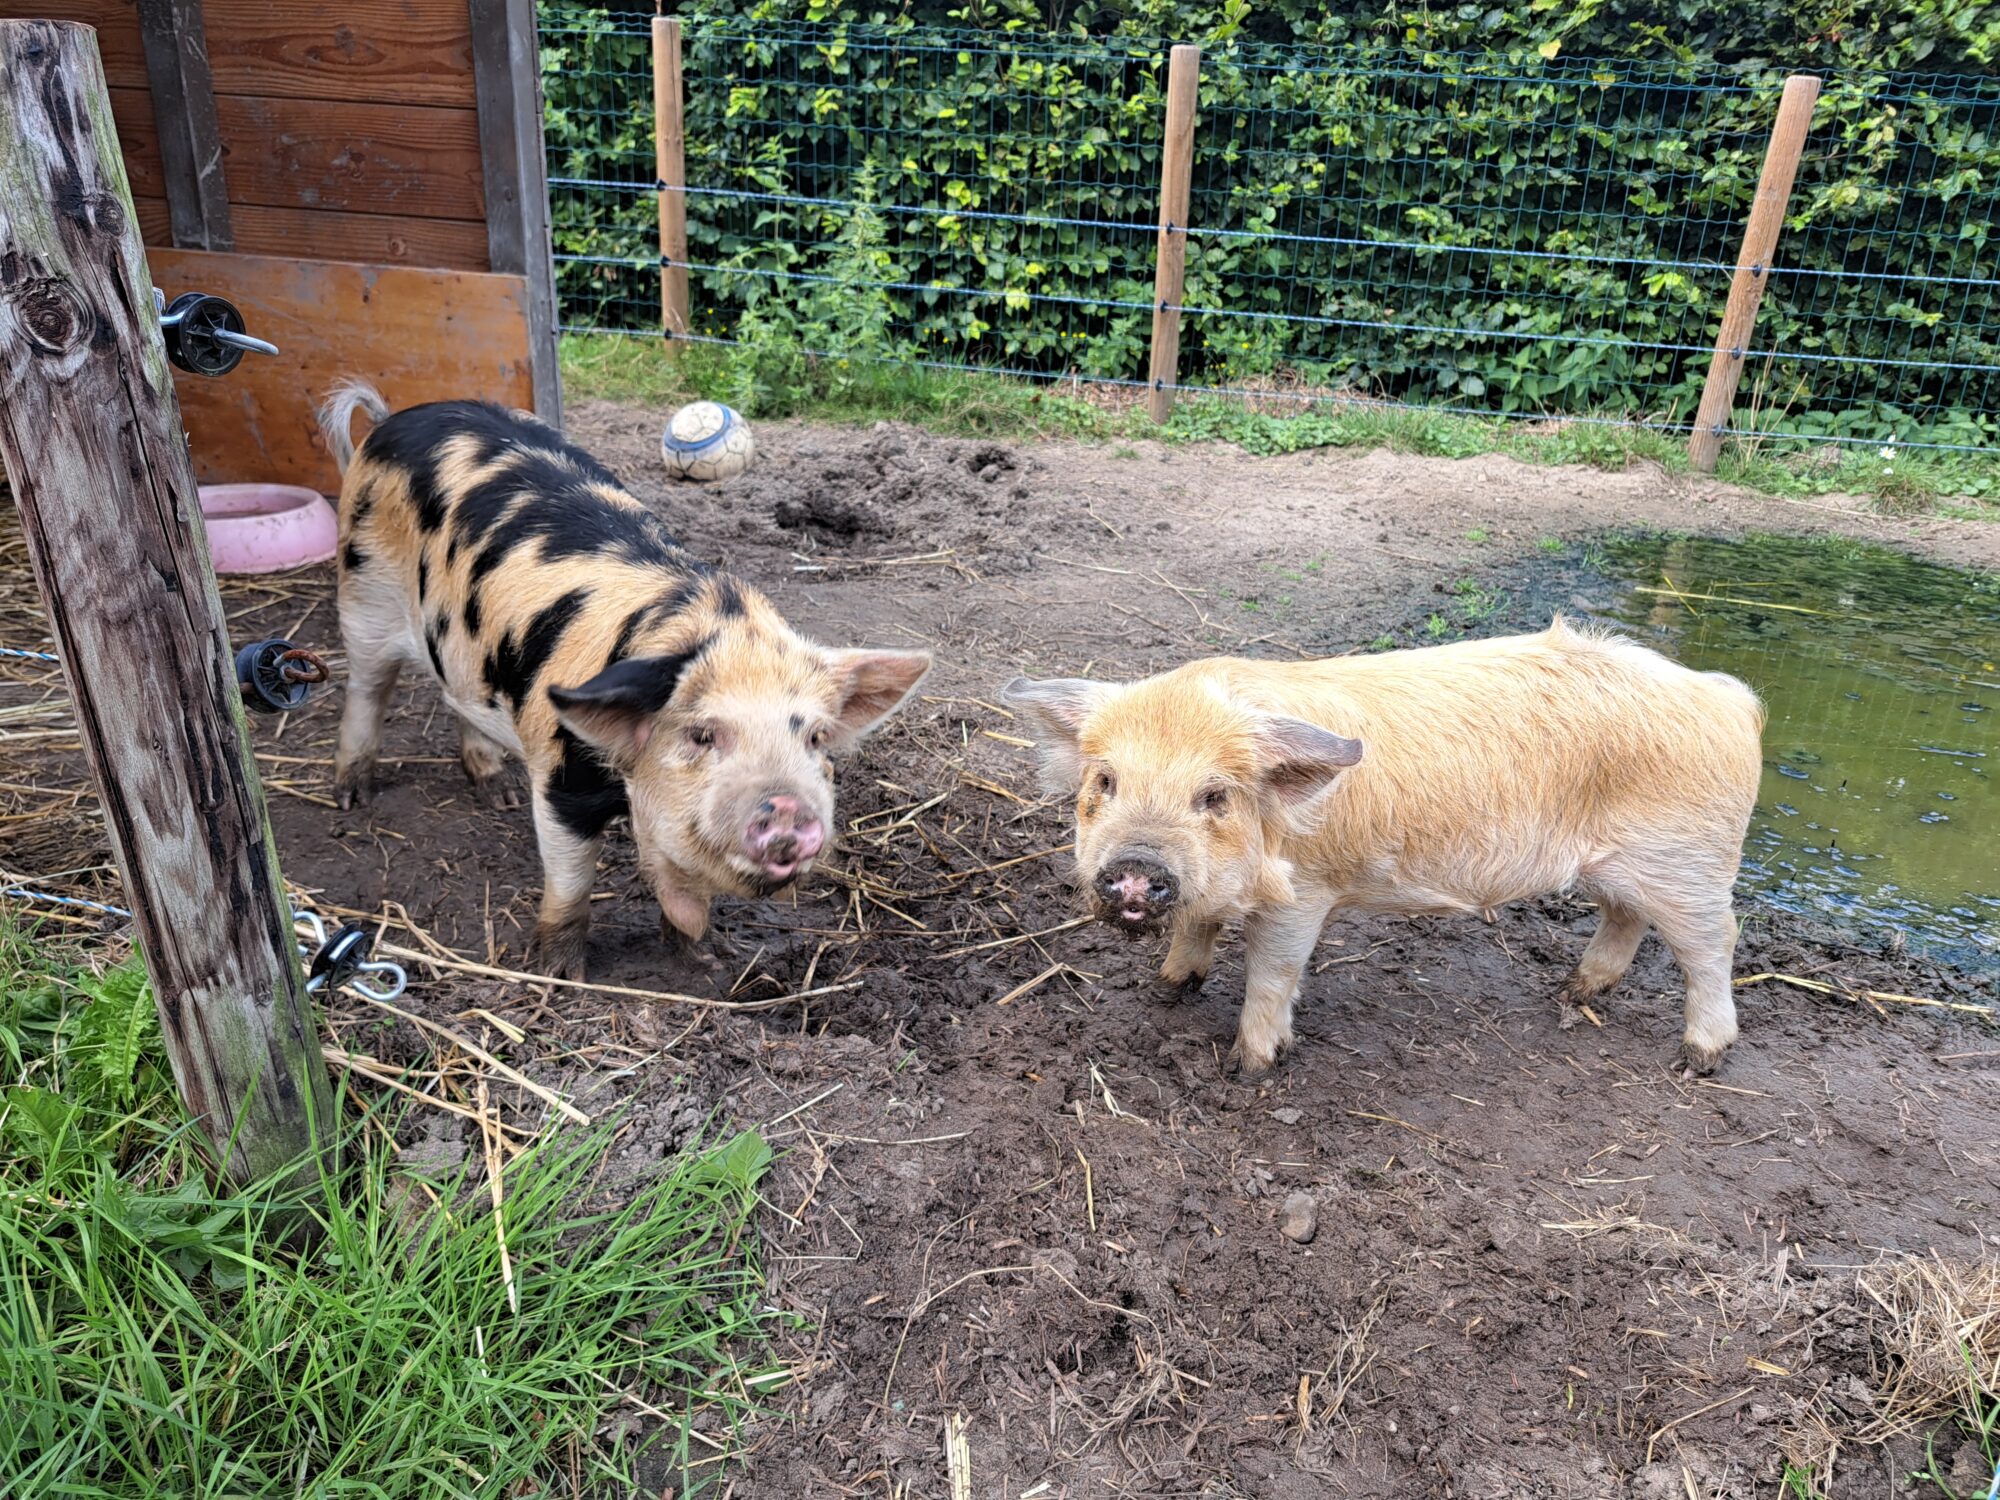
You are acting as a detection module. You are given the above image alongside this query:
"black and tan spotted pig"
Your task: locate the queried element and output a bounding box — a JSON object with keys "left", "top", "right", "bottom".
{"left": 318, "top": 382, "right": 930, "bottom": 979}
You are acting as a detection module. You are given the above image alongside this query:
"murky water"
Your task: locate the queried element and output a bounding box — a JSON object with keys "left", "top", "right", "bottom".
{"left": 1595, "top": 533, "right": 2000, "bottom": 969}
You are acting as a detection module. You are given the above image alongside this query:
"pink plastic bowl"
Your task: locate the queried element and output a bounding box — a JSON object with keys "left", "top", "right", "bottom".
{"left": 199, "top": 484, "right": 338, "bottom": 575}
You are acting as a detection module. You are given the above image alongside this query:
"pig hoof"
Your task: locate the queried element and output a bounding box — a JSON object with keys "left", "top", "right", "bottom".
{"left": 1226, "top": 1037, "right": 1286, "bottom": 1077}
{"left": 466, "top": 771, "right": 521, "bottom": 811}
{"left": 1678, "top": 1041, "right": 1727, "bottom": 1078}
{"left": 333, "top": 770, "right": 375, "bottom": 811}
{"left": 527, "top": 921, "right": 590, "bottom": 982}
{"left": 1154, "top": 970, "right": 1205, "bottom": 1002}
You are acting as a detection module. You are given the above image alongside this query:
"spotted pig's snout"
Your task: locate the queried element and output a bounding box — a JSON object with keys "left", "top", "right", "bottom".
{"left": 1094, "top": 851, "right": 1179, "bottom": 932}
{"left": 744, "top": 794, "right": 825, "bottom": 884}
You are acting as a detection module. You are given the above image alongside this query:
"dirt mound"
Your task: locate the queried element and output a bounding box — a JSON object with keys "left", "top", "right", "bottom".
{"left": 750, "top": 424, "right": 1051, "bottom": 555}
{"left": 693, "top": 420, "right": 1082, "bottom": 566}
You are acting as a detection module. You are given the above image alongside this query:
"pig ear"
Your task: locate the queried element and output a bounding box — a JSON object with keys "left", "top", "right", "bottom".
{"left": 548, "top": 654, "right": 690, "bottom": 767}
{"left": 1253, "top": 715, "right": 1363, "bottom": 806}
{"left": 822, "top": 649, "right": 932, "bottom": 746}
{"left": 1001, "top": 676, "right": 1113, "bottom": 792}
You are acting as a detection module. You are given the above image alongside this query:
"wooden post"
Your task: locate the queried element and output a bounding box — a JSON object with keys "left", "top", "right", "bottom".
{"left": 471, "top": 0, "right": 564, "bottom": 427}
{"left": 1146, "top": 44, "right": 1200, "bottom": 424}
{"left": 1686, "top": 72, "right": 1821, "bottom": 472}
{"left": 0, "top": 20, "right": 332, "bottom": 1181}
{"left": 653, "top": 14, "right": 690, "bottom": 350}
{"left": 135, "top": 0, "right": 231, "bottom": 250}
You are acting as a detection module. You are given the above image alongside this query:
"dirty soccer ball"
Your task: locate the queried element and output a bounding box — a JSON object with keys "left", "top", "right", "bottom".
{"left": 660, "top": 401, "right": 755, "bottom": 482}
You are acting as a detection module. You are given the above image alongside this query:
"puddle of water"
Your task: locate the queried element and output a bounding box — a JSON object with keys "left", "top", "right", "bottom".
{"left": 1594, "top": 533, "right": 2000, "bottom": 969}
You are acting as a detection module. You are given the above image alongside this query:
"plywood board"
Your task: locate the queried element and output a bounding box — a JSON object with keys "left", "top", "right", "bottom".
{"left": 147, "top": 249, "right": 533, "bottom": 492}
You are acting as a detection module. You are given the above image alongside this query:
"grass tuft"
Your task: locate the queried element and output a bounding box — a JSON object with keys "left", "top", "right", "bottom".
{"left": 0, "top": 917, "right": 776, "bottom": 1496}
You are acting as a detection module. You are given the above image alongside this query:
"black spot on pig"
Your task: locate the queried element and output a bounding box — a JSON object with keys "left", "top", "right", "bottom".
{"left": 543, "top": 727, "right": 630, "bottom": 842}
{"left": 484, "top": 588, "right": 590, "bottom": 709}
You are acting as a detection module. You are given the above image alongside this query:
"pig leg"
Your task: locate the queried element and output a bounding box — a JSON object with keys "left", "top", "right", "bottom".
{"left": 1233, "top": 896, "right": 1335, "bottom": 1072}
{"left": 1646, "top": 896, "right": 1740, "bottom": 1074}
{"left": 526, "top": 787, "right": 602, "bottom": 981}
{"left": 459, "top": 721, "right": 519, "bottom": 809}
{"left": 1160, "top": 916, "right": 1222, "bottom": 995}
{"left": 1555, "top": 900, "right": 1648, "bottom": 1029}
{"left": 332, "top": 598, "right": 406, "bottom": 809}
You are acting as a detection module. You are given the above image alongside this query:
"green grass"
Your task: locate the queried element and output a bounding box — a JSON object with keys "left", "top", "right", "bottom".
{"left": 562, "top": 332, "right": 2000, "bottom": 514}
{"left": 1912, "top": 1361, "right": 2000, "bottom": 1500}
{"left": 564, "top": 330, "right": 1117, "bottom": 444}
{"left": 0, "top": 919, "right": 776, "bottom": 1496}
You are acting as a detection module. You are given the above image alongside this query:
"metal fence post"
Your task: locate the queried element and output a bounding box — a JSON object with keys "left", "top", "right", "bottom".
{"left": 653, "top": 13, "right": 690, "bottom": 353}
{"left": 1687, "top": 73, "right": 1821, "bottom": 472}
{"left": 1146, "top": 44, "right": 1200, "bottom": 424}
{"left": 0, "top": 20, "right": 333, "bottom": 1181}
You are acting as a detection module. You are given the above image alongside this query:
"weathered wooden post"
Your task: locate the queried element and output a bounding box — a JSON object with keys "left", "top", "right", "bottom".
{"left": 1145, "top": 43, "right": 1200, "bottom": 424}
{"left": 1686, "top": 73, "right": 1821, "bottom": 472}
{"left": 0, "top": 20, "right": 332, "bottom": 1180}
{"left": 653, "top": 12, "right": 690, "bottom": 352}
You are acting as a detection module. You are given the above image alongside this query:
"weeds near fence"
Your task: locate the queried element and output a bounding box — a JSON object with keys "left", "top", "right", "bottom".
{"left": 0, "top": 917, "right": 777, "bottom": 1496}
{"left": 562, "top": 331, "right": 2000, "bottom": 518}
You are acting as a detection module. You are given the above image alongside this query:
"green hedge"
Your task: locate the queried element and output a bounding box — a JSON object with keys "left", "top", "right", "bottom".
{"left": 540, "top": 1, "right": 2000, "bottom": 447}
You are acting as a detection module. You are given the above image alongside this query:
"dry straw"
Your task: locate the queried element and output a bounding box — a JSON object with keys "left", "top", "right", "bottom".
{"left": 1856, "top": 1255, "right": 2000, "bottom": 1446}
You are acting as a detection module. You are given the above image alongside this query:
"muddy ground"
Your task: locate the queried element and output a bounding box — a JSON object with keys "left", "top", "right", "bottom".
{"left": 7, "top": 411, "right": 2000, "bottom": 1498}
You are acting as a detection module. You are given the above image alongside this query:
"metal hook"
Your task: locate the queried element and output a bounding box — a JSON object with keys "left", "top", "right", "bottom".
{"left": 292, "top": 910, "right": 409, "bottom": 1002}
{"left": 157, "top": 290, "right": 281, "bottom": 375}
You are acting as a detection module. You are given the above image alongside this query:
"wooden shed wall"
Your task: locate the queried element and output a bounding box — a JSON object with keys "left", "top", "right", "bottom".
{"left": 0, "top": 0, "right": 559, "bottom": 490}
{"left": 23, "top": 0, "right": 493, "bottom": 268}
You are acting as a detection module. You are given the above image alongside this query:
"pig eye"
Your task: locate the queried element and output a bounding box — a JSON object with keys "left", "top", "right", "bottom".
{"left": 688, "top": 724, "right": 716, "bottom": 750}
{"left": 807, "top": 726, "right": 828, "bottom": 751}
{"left": 1200, "top": 786, "right": 1229, "bottom": 814}
{"left": 1093, "top": 769, "right": 1116, "bottom": 798}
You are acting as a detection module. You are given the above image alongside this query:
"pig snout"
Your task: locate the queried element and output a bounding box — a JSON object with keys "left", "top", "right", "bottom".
{"left": 1095, "top": 853, "right": 1178, "bottom": 932}
{"left": 745, "top": 795, "right": 825, "bottom": 884}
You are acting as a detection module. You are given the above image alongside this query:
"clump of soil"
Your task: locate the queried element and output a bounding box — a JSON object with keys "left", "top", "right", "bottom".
{"left": 718, "top": 421, "right": 1072, "bottom": 562}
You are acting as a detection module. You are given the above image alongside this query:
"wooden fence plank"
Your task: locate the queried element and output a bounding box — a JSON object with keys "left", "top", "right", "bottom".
{"left": 137, "top": 0, "right": 232, "bottom": 248}
{"left": 202, "top": 0, "right": 476, "bottom": 107}
{"left": 147, "top": 248, "right": 533, "bottom": 492}
{"left": 214, "top": 95, "right": 483, "bottom": 220}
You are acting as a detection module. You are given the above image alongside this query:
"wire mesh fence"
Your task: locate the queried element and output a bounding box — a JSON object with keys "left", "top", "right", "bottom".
{"left": 540, "top": 8, "right": 2000, "bottom": 455}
